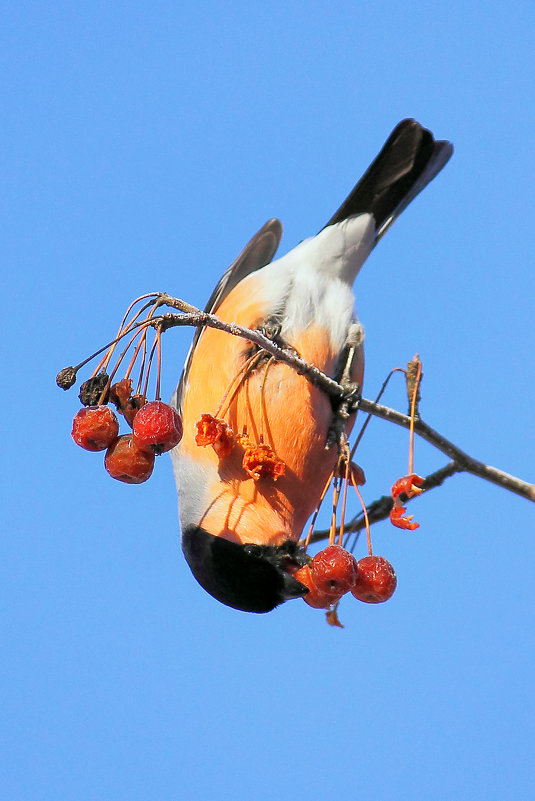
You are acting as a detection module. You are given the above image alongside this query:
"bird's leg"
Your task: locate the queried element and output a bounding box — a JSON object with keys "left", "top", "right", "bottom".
{"left": 325, "top": 323, "right": 364, "bottom": 450}
{"left": 251, "top": 317, "right": 304, "bottom": 364}
{"left": 258, "top": 318, "right": 282, "bottom": 343}
{"left": 244, "top": 317, "right": 285, "bottom": 364}
{"left": 339, "top": 322, "right": 364, "bottom": 387}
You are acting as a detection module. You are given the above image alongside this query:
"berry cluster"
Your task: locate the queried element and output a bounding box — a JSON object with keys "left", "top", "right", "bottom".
{"left": 293, "top": 449, "right": 420, "bottom": 624}
{"left": 294, "top": 545, "right": 397, "bottom": 610}
{"left": 72, "top": 388, "right": 182, "bottom": 483}
{"left": 58, "top": 294, "right": 183, "bottom": 484}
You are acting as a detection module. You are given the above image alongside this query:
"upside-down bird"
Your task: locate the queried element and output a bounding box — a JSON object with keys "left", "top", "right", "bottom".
{"left": 171, "top": 119, "right": 452, "bottom": 613}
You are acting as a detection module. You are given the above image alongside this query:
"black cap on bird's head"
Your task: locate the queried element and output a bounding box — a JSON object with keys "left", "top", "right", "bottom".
{"left": 182, "top": 526, "right": 309, "bottom": 613}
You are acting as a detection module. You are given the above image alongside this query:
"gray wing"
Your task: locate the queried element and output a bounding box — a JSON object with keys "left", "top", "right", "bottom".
{"left": 172, "top": 218, "right": 283, "bottom": 413}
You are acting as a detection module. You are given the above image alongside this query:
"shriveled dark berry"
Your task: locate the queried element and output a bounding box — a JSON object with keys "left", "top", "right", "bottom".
{"left": 56, "top": 366, "right": 77, "bottom": 390}
{"left": 79, "top": 373, "right": 110, "bottom": 406}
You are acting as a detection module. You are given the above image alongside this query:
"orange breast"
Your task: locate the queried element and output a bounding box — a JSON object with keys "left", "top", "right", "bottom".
{"left": 179, "top": 272, "right": 363, "bottom": 546}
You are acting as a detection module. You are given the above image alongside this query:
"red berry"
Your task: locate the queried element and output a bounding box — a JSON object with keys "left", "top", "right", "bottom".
{"left": 104, "top": 434, "right": 155, "bottom": 483}
{"left": 351, "top": 556, "right": 397, "bottom": 604}
{"left": 311, "top": 545, "right": 358, "bottom": 596}
{"left": 71, "top": 406, "right": 119, "bottom": 452}
{"left": 132, "top": 401, "right": 183, "bottom": 453}
{"left": 294, "top": 564, "right": 341, "bottom": 609}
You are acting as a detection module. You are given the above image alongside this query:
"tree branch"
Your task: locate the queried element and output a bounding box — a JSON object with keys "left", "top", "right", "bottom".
{"left": 156, "top": 295, "right": 347, "bottom": 399}
{"left": 357, "top": 399, "right": 535, "bottom": 502}
{"left": 59, "top": 293, "right": 534, "bottom": 510}
{"left": 153, "top": 295, "right": 534, "bottom": 505}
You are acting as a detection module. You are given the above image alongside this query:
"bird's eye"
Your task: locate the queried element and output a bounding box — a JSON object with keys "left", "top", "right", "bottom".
{"left": 243, "top": 544, "right": 262, "bottom": 557}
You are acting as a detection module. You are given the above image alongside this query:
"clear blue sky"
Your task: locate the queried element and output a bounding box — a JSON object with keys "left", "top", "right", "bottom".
{"left": 2, "top": 2, "right": 534, "bottom": 799}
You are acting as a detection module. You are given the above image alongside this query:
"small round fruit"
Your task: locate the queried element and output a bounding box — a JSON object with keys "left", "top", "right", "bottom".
{"left": 311, "top": 545, "right": 358, "bottom": 596}
{"left": 294, "top": 564, "right": 341, "bottom": 609}
{"left": 105, "top": 434, "right": 155, "bottom": 483}
{"left": 351, "top": 556, "right": 397, "bottom": 604}
{"left": 132, "top": 401, "right": 183, "bottom": 453}
{"left": 71, "top": 406, "right": 119, "bottom": 452}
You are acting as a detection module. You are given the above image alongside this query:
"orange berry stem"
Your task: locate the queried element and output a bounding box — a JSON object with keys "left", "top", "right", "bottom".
{"left": 352, "top": 476, "right": 373, "bottom": 556}
{"left": 338, "top": 456, "right": 351, "bottom": 546}
{"left": 408, "top": 359, "right": 422, "bottom": 476}
{"left": 213, "top": 352, "right": 263, "bottom": 420}
{"left": 123, "top": 324, "right": 150, "bottom": 384}
{"left": 260, "top": 357, "right": 276, "bottom": 449}
{"left": 92, "top": 295, "right": 160, "bottom": 378}
{"left": 142, "top": 334, "right": 159, "bottom": 400}
{"left": 116, "top": 293, "right": 160, "bottom": 337}
{"left": 303, "top": 470, "right": 335, "bottom": 550}
{"left": 155, "top": 325, "right": 162, "bottom": 401}
{"left": 329, "top": 478, "right": 340, "bottom": 546}
{"left": 136, "top": 331, "right": 148, "bottom": 395}
{"left": 73, "top": 317, "right": 150, "bottom": 379}
{"left": 96, "top": 321, "right": 154, "bottom": 406}
{"left": 130, "top": 302, "right": 162, "bottom": 391}
{"left": 125, "top": 306, "right": 160, "bottom": 390}
{"left": 124, "top": 302, "right": 162, "bottom": 387}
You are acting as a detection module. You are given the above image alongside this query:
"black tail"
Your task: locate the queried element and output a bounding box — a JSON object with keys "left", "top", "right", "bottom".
{"left": 326, "top": 119, "right": 453, "bottom": 242}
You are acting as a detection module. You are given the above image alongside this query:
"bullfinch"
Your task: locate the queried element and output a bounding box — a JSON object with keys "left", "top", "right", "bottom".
{"left": 171, "top": 119, "right": 452, "bottom": 613}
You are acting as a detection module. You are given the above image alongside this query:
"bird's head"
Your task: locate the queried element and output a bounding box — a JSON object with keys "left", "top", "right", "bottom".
{"left": 181, "top": 526, "right": 309, "bottom": 613}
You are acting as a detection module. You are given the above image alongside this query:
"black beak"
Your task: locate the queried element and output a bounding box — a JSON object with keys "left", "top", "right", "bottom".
{"left": 278, "top": 568, "right": 309, "bottom": 601}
